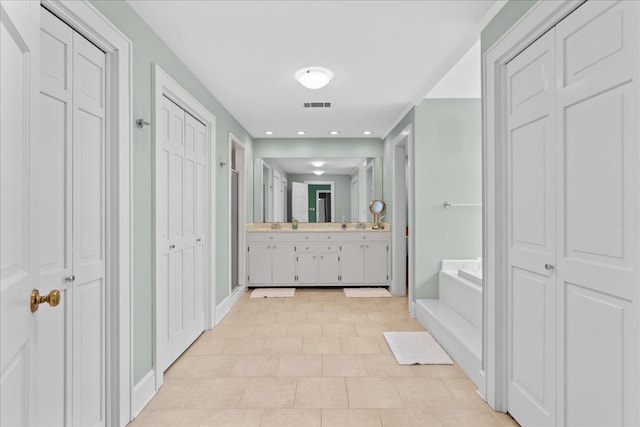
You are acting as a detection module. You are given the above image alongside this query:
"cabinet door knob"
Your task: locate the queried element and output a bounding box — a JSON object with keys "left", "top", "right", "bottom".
{"left": 169, "top": 244, "right": 176, "bottom": 249}
{"left": 544, "top": 263, "right": 554, "bottom": 270}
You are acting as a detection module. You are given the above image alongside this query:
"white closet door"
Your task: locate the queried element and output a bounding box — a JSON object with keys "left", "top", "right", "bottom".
{"left": 506, "top": 29, "right": 557, "bottom": 426}
{"left": 36, "top": 8, "right": 73, "bottom": 425}
{"left": 157, "top": 96, "right": 206, "bottom": 373}
{"left": 1, "top": 2, "right": 39, "bottom": 426}
{"left": 292, "top": 182, "right": 308, "bottom": 222}
{"left": 555, "top": 2, "right": 639, "bottom": 426}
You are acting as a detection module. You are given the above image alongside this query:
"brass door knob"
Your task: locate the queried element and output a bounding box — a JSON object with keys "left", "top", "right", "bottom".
{"left": 31, "top": 289, "right": 61, "bottom": 313}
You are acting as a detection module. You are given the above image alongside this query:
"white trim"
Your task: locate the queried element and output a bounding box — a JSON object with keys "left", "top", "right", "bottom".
{"left": 215, "top": 285, "right": 247, "bottom": 325}
{"left": 303, "top": 180, "right": 336, "bottom": 222}
{"left": 40, "top": 1, "right": 133, "bottom": 425}
{"left": 228, "top": 133, "right": 247, "bottom": 295}
{"left": 482, "top": 0, "right": 583, "bottom": 411}
{"left": 390, "top": 127, "right": 409, "bottom": 297}
{"left": 131, "top": 370, "right": 155, "bottom": 418}
{"left": 152, "top": 64, "right": 217, "bottom": 390}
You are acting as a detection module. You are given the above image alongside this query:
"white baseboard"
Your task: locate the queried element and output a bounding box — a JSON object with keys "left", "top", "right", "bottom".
{"left": 131, "top": 370, "right": 156, "bottom": 418}
{"left": 215, "top": 285, "right": 246, "bottom": 325}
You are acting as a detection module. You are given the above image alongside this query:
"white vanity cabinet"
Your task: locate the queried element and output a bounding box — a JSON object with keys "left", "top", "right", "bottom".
{"left": 340, "top": 232, "right": 389, "bottom": 284}
{"left": 247, "top": 230, "right": 389, "bottom": 287}
{"left": 247, "top": 234, "right": 296, "bottom": 284}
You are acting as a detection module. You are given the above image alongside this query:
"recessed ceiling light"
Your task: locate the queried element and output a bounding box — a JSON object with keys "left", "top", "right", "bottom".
{"left": 264, "top": 131, "right": 274, "bottom": 135}
{"left": 330, "top": 131, "right": 339, "bottom": 135}
{"left": 296, "top": 131, "right": 306, "bottom": 135}
{"left": 313, "top": 170, "right": 325, "bottom": 175}
{"left": 362, "top": 130, "right": 373, "bottom": 135}
{"left": 311, "top": 160, "right": 325, "bottom": 167}
{"left": 295, "top": 66, "right": 333, "bottom": 90}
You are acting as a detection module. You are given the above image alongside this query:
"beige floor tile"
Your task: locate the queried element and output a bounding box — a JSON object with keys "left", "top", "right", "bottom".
{"left": 249, "top": 322, "right": 289, "bottom": 338}
{"left": 184, "top": 355, "right": 239, "bottom": 378}
{"left": 322, "top": 323, "right": 358, "bottom": 337}
{"left": 184, "top": 378, "right": 249, "bottom": 408}
{"left": 378, "top": 408, "right": 443, "bottom": 426}
{"left": 136, "top": 408, "right": 213, "bottom": 426}
{"left": 260, "top": 408, "right": 321, "bottom": 427}
{"left": 229, "top": 354, "right": 280, "bottom": 377}
{"left": 294, "top": 302, "right": 325, "bottom": 312}
{"left": 322, "top": 355, "right": 368, "bottom": 377}
{"left": 308, "top": 311, "right": 339, "bottom": 323}
{"left": 288, "top": 322, "right": 323, "bottom": 337}
{"left": 367, "top": 312, "right": 412, "bottom": 323}
{"left": 364, "top": 355, "right": 416, "bottom": 378}
{"left": 436, "top": 408, "right": 503, "bottom": 426}
{"left": 238, "top": 377, "right": 297, "bottom": 408}
{"left": 409, "top": 364, "right": 466, "bottom": 378}
{"left": 494, "top": 412, "right": 521, "bottom": 426}
{"left": 276, "top": 354, "right": 322, "bottom": 377}
{"left": 246, "top": 311, "right": 280, "bottom": 324}
{"left": 163, "top": 354, "right": 199, "bottom": 380}
{"left": 144, "top": 379, "right": 198, "bottom": 410}
{"left": 340, "top": 337, "right": 382, "bottom": 355}
{"left": 354, "top": 323, "right": 387, "bottom": 337}
{"left": 308, "top": 294, "right": 338, "bottom": 303}
{"left": 346, "top": 377, "right": 404, "bottom": 409}
{"left": 337, "top": 312, "right": 371, "bottom": 324}
{"left": 263, "top": 336, "right": 303, "bottom": 354}
{"left": 207, "top": 324, "right": 254, "bottom": 338}
{"left": 394, "top": 378, "right": 454, "bottom": 408}
{"left": 302, "top": 337, "right": 342, "bottom": 354}
{"left": 200, "top": 408, "right": 264, "bottom": 426}
{"left": 322, "top": 302, "right": 353, "bottom": 313}
{"left": 277, "top": 311, "right": 309, "bottom": 323}
{"left": 321, "top": 409, "right": 382, "bottom": 426}
{"left": 295, "top": 378, "right": 349, "bottom": 408}
{"left": 220, "top": 337, "right": 266, "bottom": 355}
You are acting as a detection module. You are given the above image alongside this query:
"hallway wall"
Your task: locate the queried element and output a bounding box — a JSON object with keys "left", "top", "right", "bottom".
{"left": 91, "top": 0, "right": 254, "bottom": 385}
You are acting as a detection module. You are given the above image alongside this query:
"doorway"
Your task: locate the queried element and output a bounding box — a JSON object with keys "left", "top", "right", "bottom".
{"left": 229, "top": 134, "right": 246, "bottom": 293}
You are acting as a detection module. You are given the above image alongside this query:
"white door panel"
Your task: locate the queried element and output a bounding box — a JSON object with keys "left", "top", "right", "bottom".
{"left": 292, "top": 182, "right": 308, "bottom": 222}
{"left": 506, "top": 27, "right": 556, "bottom": 427}
{"left": 1, "top": 1, "right": 39, "bottom": 425}
{"left": 556, "top": 2, "right": 639, "bottom": 425}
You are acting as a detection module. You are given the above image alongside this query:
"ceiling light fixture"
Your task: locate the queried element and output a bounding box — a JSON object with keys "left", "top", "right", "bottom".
{"left": 362, "top": 130, "right": 373, "bottom": 135}
{"left": 295, "top": 66, "right": 333, "bottom": 90}
{"left": 313, "top": 170, "right": 325, "bottom": 176}
{"left": 311, "top": 161, "right": 325, "bottom": 168}
{"left": 264, "top": 131, "right": 274, "bottom": 135}
{"left": 330, "top": 131, "right": 339, "bottom": 135}
{"left": 296, "top": 130, "right": 306, "bottom": 135}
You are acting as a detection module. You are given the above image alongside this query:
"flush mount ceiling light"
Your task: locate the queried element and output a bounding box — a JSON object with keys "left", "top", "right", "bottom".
{"left": 295, "top": 66, "right": 334, "bottom": 90}
{"left": 264, "top": 131, "right": 274, "bottom": 135}
{"left": 362, "top": 130, "right": 373, "bottom": 135}
{"left": 296, "top": 130, "right": 306, "bottom": 135}
{"left": 330, "top": 131, "right": 339, "bottom": 135}
{"left": 311, "top": 160, "right": 325, "bottom": 167}
{"left": 313, "top": 170, "right": 325, "bottom": 175}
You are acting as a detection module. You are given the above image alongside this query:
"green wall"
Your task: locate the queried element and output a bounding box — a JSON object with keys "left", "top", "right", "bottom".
{"left": 287, "top": 175, "right": 352, "bottom": 223}
{"left": 90, "top": 1, "right": 254, "bottom": 384}
{"left": 307, "top": 184, "right": 332, "bottom": 222}
{"left": 414, "top": 99, "right": 482, "bottom": 299}
{"left": 481, "top": 0, "right": 537, "bottom": 53}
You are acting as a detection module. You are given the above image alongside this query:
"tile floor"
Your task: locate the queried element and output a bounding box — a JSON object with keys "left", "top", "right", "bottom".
{"left": 130, "top": 288, "right": 519, "bottom": 427}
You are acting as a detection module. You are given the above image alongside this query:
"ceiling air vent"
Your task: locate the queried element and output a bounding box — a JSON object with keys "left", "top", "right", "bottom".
{"left": 303, "top": 102, "right": 331, "bottom": 108}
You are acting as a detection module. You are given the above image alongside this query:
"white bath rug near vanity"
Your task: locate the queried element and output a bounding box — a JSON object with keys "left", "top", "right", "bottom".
{"left": 383, "top": 331, "right": 453, "bottom": 365}
{"left": 343, "top": 287, "right": 392, "bottom": 298}
{"left": 250, "top": 288, "right": 296, "bottom": 298}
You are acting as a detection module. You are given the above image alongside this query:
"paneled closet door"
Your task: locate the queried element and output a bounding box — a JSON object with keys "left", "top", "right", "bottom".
{"left": 157, "top": 96, "right": 206, "bottom": 373}
{"left": 506, "top": 29, "right": 557, "bottom": 426}
{"left": 555, "top": 2, "right": 639, "bottom": 425}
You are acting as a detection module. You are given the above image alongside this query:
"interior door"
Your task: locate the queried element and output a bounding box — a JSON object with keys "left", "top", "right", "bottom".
{"left": 506, "top": 28, "right": 557, "bottom": 426}
{"left": 291, "top": 182, "right": 308, "bottom": 222}
{"left": 1, "top": 1, "right": 40, "bottom": 425}
{"left": 157, "top": 96, "right": 206, "bottom": 373}
{"left": 555, "top": 2, "right": 639, "bottom": 425}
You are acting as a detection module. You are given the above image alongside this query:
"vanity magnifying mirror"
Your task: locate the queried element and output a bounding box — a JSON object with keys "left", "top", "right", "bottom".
{"left": 369, "top": 199, "right": 386, "bottom": 229}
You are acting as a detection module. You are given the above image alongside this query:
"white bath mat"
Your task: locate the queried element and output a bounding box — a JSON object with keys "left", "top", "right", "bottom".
{"left": 250, "top": 288, "right": 296, "bottom": 298}
{"left": 383, "top": 331, "right": 453, "bottom": 365}
{"left": 344, "top": 287, "right": 392, "bottom": 298}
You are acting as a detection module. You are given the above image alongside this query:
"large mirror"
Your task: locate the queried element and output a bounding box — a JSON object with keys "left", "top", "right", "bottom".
{"left": 253, "top": 157, "right": 382, "bottom": 223}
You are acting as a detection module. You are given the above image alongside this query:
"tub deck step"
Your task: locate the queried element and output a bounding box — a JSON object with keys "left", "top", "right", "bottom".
{"left": 415, "top": 299, "right": 483, "bottom": 390}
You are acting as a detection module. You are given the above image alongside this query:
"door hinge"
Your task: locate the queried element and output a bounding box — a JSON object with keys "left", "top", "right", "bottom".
{"left": 387, "top": 245, "right": 389, "bottom": 251}
{"left": 248, "top": 246, "right": 250, "bottom": 252}
{"left": 296, "top": 256, "right": 298, "bottom": 262}
{"left": 338, "top": 256, "right": 340, "bottom": 262}
{"left": 387, "top": 275, "right": 389, "bottom": 280}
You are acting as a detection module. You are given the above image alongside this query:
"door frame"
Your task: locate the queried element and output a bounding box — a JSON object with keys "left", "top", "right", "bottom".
{"left": 304, "top": 180, "right": 335, "bottom": 223}
{"left": 482, "top": 0, "right": 584, "bottom": 411}
{"left": 228, "top": 133, "right": 246, "bottom": 296}
{"left": 151, "top": 64, "right": 216, "bottom": 390}
{"left": 39, "top": 1, "right": 133, "bottom": 424}
{"left": 391, "top": 125, "right": 413, "bottom": 302}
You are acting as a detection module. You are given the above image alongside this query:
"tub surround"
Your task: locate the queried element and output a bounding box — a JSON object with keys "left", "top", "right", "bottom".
{"left": 246, "top": 225, "right": 391, "bottom": 288}
{"left": 416, "top": 259, "right": 483, "bottom": 390}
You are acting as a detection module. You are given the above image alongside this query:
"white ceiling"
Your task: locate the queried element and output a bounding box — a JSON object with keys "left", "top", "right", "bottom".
{"left": 128, "top": 0, "right": 503, "bottom": 139}
{"left": 266, "top": 157, "right": 366, "bottom": 175}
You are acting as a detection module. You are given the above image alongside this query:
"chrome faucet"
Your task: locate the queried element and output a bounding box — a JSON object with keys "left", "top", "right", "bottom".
{"left": 271, "top": 222, "right": 281, "bottom": 230}
{"left": 357, "top": 222, "right": 366, "bottom": 229}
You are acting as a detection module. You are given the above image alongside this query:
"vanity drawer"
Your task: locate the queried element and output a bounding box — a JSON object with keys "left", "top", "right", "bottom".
{"left": 342, "top": 232, "right": 390, "bottom": 242}
{"left": 296, "top": 244, "right": 317, "bottom": 253}
{"left": 318, "top": 243, "right": 340, "bottom": 253}
{"left": 247, "top": 232, "right": 294, "bottom": 242}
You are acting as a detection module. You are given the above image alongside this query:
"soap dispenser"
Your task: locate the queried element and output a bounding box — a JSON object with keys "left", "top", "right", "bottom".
{"left": 341, "top": 215, "right": 347, "bottom": 230}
